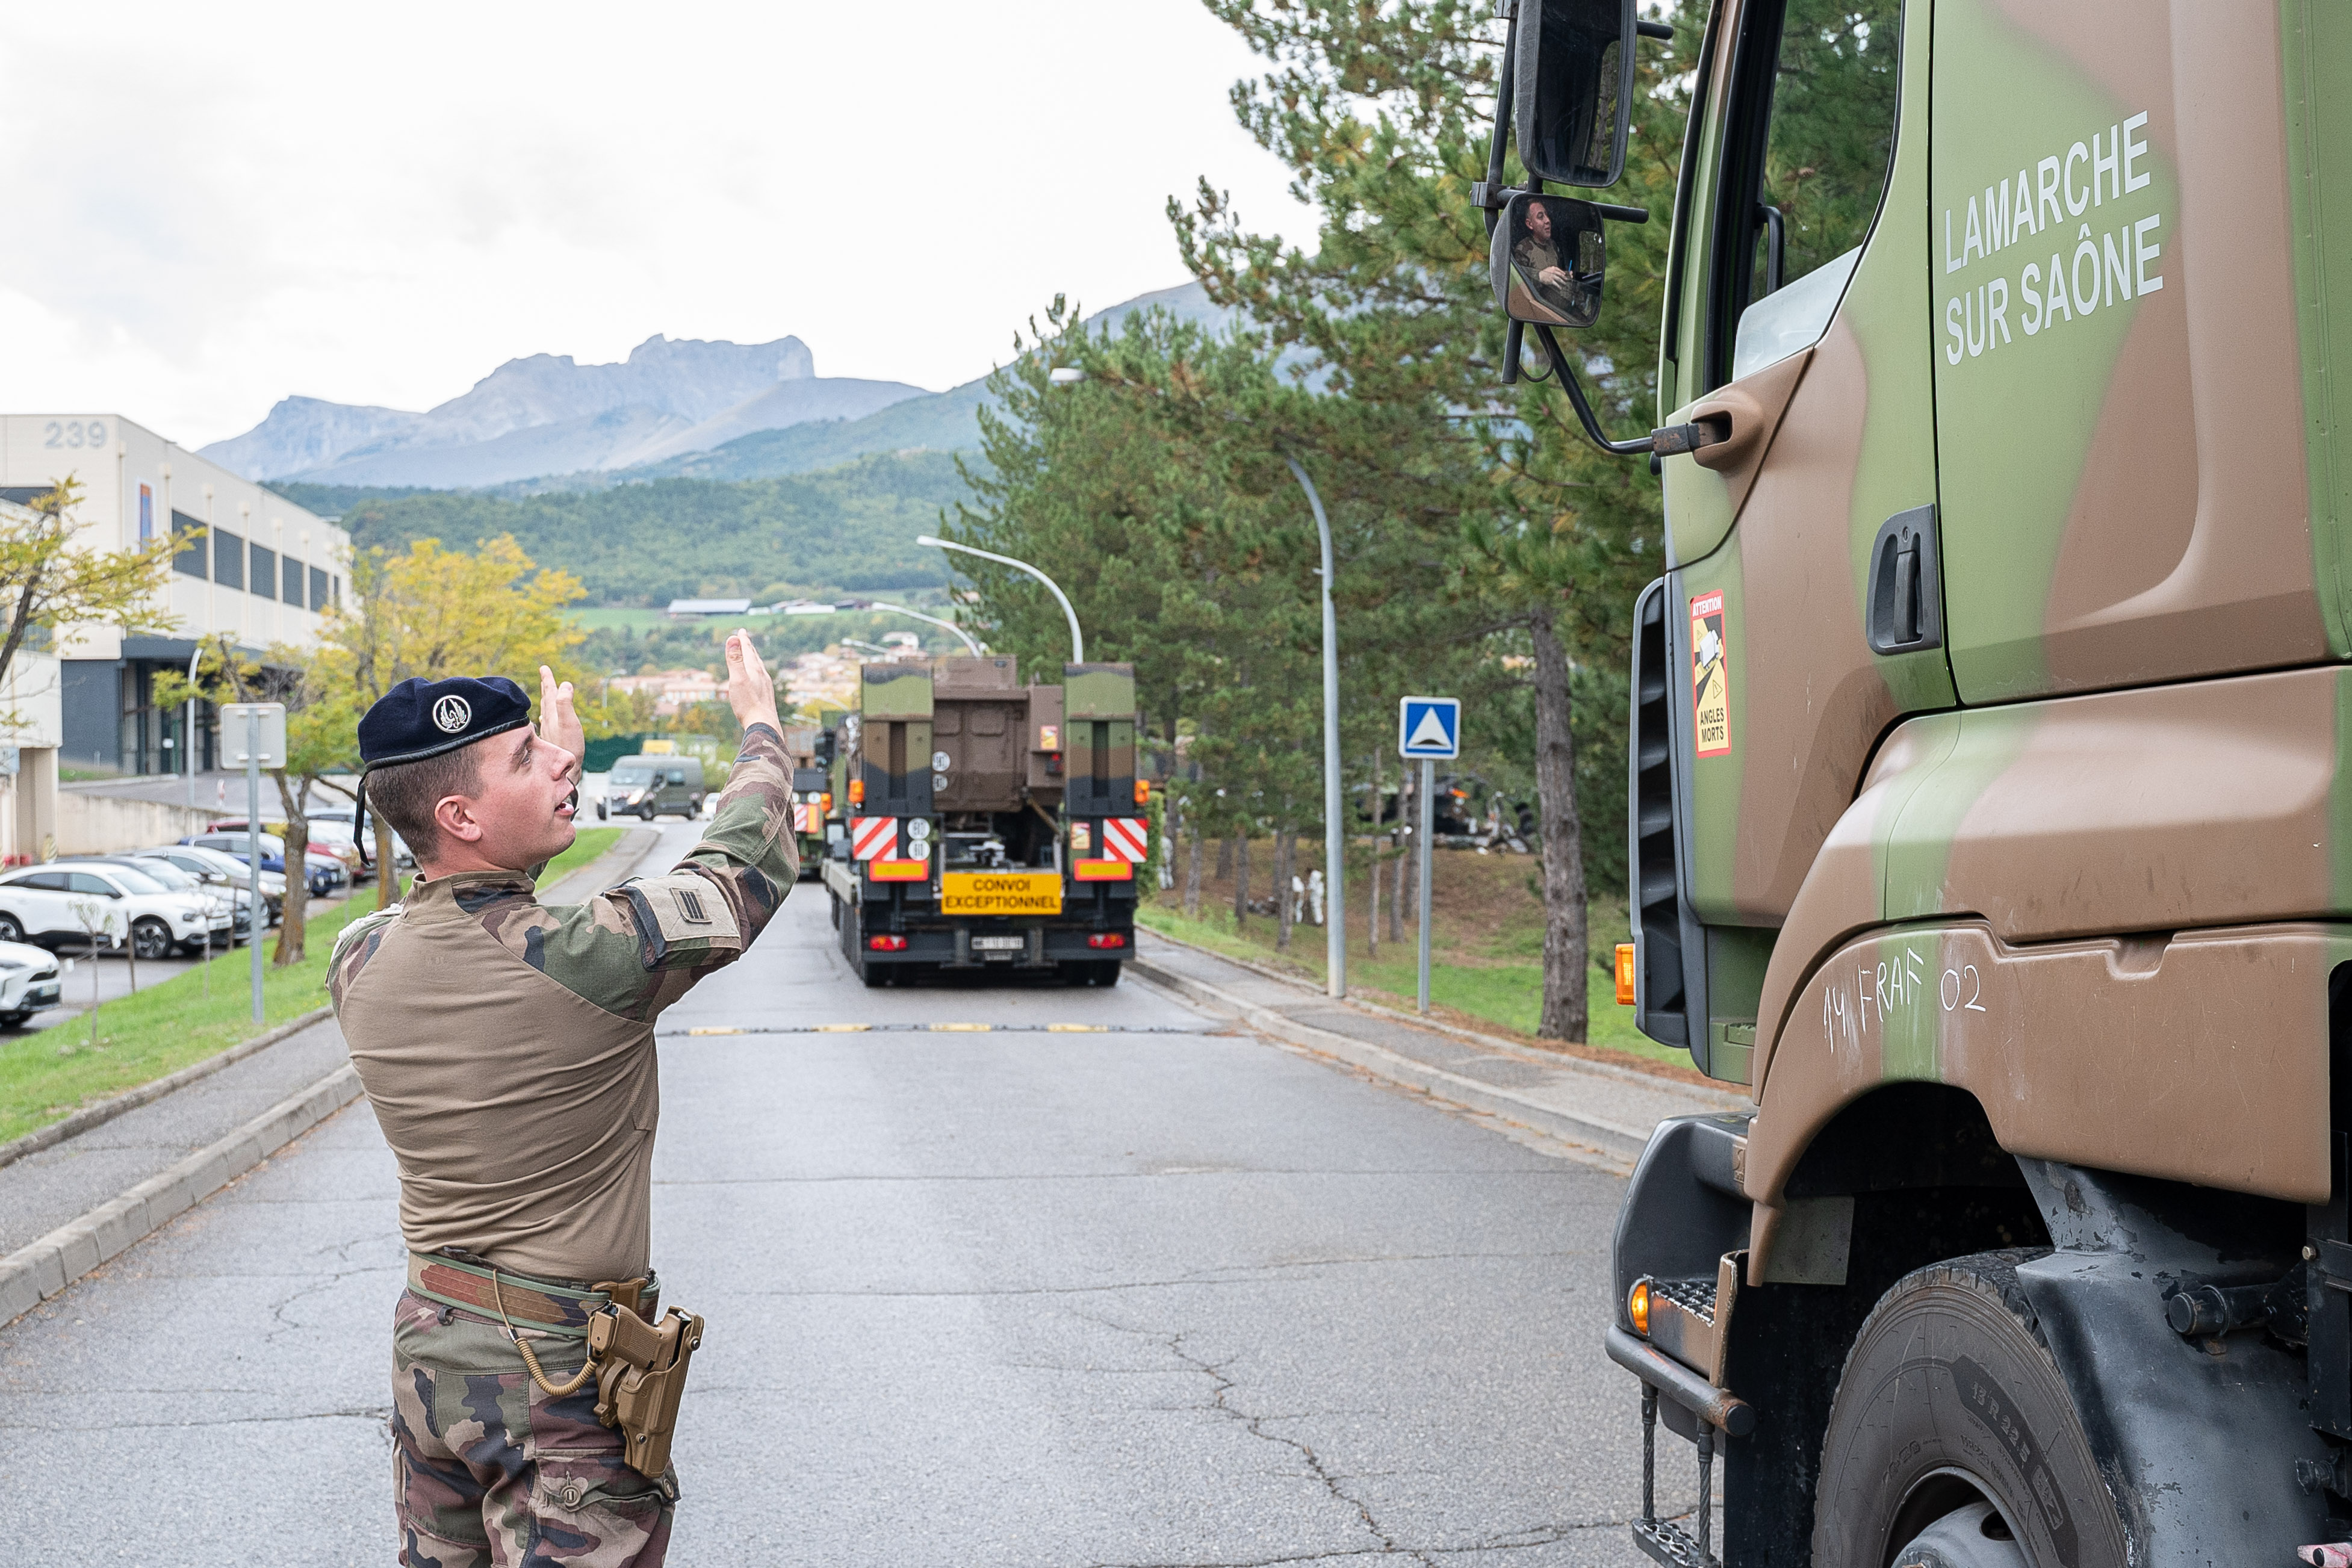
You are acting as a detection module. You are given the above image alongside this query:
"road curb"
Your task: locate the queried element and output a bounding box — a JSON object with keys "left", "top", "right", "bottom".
{"left": 0, "top": 1005, "right": 335, "bottom": 1176}
{"left": 1137, "top": 922, "right": 1734, "bottom": 1097}
{"left": 0, "top": 1061, "right": 364, "bottom": 1329}
{"left": 1128, "top": 952, "right": 1676, "bottom": 1172}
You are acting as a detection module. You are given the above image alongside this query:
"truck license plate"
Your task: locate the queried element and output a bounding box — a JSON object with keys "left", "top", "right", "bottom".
{"left": 970, "top": 935, "right": 1025, "bottom": 952}
{"left": 941, "top": 872, "right": 1061, "bottom": 917}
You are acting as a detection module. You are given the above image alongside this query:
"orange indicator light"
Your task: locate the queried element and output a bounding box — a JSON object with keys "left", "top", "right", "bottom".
{"left": 1629, "top": 1278, "right": 1651, "bottom": 1336}
{"left": 1614, "top": 943, "right": 1637, "bottom": 1006}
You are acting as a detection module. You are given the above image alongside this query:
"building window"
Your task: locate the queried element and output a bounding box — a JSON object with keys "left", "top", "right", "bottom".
{"left": 310, "top": 565, "right": 329, "bottom": 610}
{"left": 333, "top": 575, "right": 342, "bottom": 607}
{"left": 283, "top": 559, "right": 305, "bottom": 607}
{"left": 250, "top": 543, "right": 276, "bottom": 600}
{"left": 172, "top": 511, "right": 208, "bottom": 578}
{"left": 214, "top": 528, "right": 244, "bottom": 590}
{"left": 138, "top": 484, "right": 154, "bottom": 544}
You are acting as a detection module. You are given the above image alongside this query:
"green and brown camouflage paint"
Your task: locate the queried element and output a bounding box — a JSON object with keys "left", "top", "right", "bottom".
{"left": 1633, "top": 0, "right": 2352, "bottom": 1245}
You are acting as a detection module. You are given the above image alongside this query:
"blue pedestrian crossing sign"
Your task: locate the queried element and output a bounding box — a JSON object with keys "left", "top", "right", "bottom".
{"left": 1398, "top": 696, "right": 1461, "bottom": 760}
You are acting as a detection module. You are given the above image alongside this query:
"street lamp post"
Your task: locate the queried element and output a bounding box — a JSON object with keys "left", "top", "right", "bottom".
{"left": 1033, "top": 373, "right": 1344, "bottom": 998}
{"left": 849, "top": 601, "right": 987, "bottom": 657}
{"left": 184, "top": 640, "right": 203, "bottom": 810}
{"left": 1283, "top": 457, "right": 1346, "bottom": 1000}
{"left": 915, "top": 536, "right": 1084, "bottom": 665}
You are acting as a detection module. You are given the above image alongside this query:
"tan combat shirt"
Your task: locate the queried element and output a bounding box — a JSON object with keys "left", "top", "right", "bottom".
{"left": 329, "top": 725, "right": 798, "bottom": 1284}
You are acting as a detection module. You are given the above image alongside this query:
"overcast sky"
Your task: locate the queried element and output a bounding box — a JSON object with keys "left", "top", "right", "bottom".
{"left": 0, "top": 1, "right": 1305, "bottom": 447}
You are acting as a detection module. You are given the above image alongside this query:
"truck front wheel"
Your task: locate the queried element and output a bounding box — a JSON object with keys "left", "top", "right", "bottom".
{"left": 1812, "top": 1250, "right": 2126, "bottom": 1568}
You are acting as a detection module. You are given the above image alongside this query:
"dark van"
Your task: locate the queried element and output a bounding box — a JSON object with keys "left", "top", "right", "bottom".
{"left": 600, "top": 755, "right": 706, "bottom": 820}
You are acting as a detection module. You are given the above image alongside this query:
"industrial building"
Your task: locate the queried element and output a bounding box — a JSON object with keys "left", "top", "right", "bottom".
{"left": 0, "top": 415, "right": 355, "bottom": 845}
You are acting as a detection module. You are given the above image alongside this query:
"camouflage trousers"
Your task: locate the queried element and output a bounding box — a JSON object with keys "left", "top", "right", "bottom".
{"left": 390, "top": 1289, "right": 677, "bottom": 1567}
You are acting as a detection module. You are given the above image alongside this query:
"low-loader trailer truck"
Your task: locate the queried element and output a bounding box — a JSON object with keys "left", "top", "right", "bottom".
{"left": 821, "top": 655, "right": 1147, "bottom": 987}
{"left": 1483, "top": 0, "right": 2352, "bottom": 1563}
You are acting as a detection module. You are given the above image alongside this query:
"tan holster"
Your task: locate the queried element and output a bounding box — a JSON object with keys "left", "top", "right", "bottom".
{"left": 587, "top": 1279, "right": 704, "bottom": 1481}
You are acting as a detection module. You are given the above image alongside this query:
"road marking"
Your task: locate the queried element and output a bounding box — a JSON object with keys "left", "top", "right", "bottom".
{"left": 687, "top": 1026, "right": 745, "bottom": 1035}
{"left": 929, "top": 1022, "right": 991, "bottom": 1032}
{"left": 1048, "top": 1023, "right": 1108, "bottom": 1032}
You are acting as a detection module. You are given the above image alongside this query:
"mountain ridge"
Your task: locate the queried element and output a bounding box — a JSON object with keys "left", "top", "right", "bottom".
{"left": 205, "top": 282, "right": 1233, "bottom": 492}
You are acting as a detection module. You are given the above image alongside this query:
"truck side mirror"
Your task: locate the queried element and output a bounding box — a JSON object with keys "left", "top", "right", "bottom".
{"left": 1514, "top": 0, "right": 1636, "bottom": 188}
{"left": 1492, "top": 193, "right": 1606, "bottom": 329}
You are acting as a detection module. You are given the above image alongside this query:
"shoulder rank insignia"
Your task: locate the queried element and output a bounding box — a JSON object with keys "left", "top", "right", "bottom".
{"left": 619, "top": 872, "right": 743, "bottom": 967}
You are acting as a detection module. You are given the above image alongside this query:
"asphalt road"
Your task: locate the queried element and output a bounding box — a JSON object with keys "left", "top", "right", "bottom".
{"left": 0, "top": 821, "right": 1694, "bottom": 1565}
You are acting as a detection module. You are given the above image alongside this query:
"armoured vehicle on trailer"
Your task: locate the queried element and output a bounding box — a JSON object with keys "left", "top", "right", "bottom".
{"left": 1481, "top": 0, "right": 2352, "bottom": 1563}
{"left": 821, "top": 655, "right": 1149, "bottom": 987}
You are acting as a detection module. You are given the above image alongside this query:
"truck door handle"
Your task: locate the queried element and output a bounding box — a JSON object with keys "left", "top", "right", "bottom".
{"left": 1866, "top": 506, "right": 1943, "bottom": 654}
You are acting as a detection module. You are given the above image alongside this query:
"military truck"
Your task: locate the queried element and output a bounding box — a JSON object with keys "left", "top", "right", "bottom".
{"left": 821, "top": 655, "right": 1147, "bottom": 987}
{"left": 778, "top": 722, "right": 830, "bottom": 881}
{"left": 1481, "top": 2, "right": 2352, "bottom": 1563}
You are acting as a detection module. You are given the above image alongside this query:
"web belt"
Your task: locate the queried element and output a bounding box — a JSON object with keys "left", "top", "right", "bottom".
{"left": 406, "top": 1251, "right": 660, "bottom": 1340}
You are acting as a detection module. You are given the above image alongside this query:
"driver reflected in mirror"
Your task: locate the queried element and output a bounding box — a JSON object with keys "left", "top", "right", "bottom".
{"left": 1507, "top": 196, "right": 1604, "bottom": 328}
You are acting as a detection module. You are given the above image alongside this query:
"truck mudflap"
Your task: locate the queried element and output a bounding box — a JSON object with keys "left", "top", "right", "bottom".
{"left": 2008, "top": 1159, "right": 2329, "bottom": 1567}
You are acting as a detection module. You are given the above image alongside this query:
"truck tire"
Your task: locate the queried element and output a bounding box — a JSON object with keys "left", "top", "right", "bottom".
{"left": 1813, "top": 1250, "right": 2126, "bottom": 1568}
{"left": 1091, "top": 961, "right": 1122, "bottom": 988}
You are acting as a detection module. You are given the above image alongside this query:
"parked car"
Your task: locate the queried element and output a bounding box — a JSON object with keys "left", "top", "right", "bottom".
{"left": 303, "top": 809, "right": 411, "bottom": 876}
{"left": 600, "top": 755, "right": 705, "bottom": 820}
{"left": 0, "top": 939, "right": 63, "bottom": 1027}
{"left": 0, "top": 863, "right": 214, "bottom": 958}
{"left": 137, "top": 845, "right": 285, "bottom": 926}
{"left": 60, "top": 857, "right": 237, "bottom": 947}
{"left": 182, "top": 832, "right": 341, "bottom": 898}
{"left": 206, "top": 821, "right": 352, "bottom": 890}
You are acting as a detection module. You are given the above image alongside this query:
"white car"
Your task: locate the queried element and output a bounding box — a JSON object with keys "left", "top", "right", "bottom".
{"left": 0, "top": 863, "right": 214, "bottom": 959}
{"left": 73, "top": 858, "right": 240, "bottom": 946}
{"left": 140, "top": 844, "right": 287, "bottom": 922}
{"left": 0, "top": 939, "right": 62, "bottom": 1027}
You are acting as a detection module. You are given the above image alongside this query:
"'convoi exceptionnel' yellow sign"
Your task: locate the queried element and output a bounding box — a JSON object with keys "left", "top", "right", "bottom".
{"left": 940, "top": 871, "right": 1063, "bottom": 917}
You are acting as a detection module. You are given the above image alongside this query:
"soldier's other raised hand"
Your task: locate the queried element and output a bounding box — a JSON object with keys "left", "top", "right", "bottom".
{"left": 724, "top": 631, "right": 781, "bottom": 735}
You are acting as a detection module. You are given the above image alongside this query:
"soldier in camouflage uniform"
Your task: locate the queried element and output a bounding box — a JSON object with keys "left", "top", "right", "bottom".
{"left": 330, "top": 633, "right": 796, "bottom": 1567}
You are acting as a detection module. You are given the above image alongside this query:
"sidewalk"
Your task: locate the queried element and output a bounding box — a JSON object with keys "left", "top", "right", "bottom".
{"left": 0, "top": 826, "right": 665, "bottom": 1324}
{"left": 1129, "top": 931, "right": 1745, "bottom": 1173}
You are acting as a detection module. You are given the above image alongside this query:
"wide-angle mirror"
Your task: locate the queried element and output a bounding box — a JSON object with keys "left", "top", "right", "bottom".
{"left": 1513, "top": 0, "right": 1636, "bottom": 187}
{"left": 1491, "top": 193, "right": 1606, "bottom": 329}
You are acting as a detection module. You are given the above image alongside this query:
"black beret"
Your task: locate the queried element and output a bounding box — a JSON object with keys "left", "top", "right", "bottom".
{"left": 358, "top": 676, "right": 532, "bottom": 769}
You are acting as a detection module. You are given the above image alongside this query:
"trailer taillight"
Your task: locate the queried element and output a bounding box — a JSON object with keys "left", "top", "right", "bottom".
{"left": 1615, "top": 943, "right": 1637, "bottom": 1006}
{"left": 1087, "top": 933, "right": 1127, "bottom": 949}
{"left": 867, "top": 934, "right": 908, "bottom": 952}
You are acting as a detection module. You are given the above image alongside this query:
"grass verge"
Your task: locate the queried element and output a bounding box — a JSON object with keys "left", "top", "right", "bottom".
{"left": 1141, "top": 838, "right": 1711, "bottom": 1079}
{"left": 539, "top": 826, "right": 624, "bottom": 890}
{"left": 0, "top": 895, "right": 379, "bottom": 1147}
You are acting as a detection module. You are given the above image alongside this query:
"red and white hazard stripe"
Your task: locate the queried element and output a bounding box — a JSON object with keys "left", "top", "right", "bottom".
{"left": 849, "top": 816, "right": 896, "bottom": 861}
{"left": 1100, "top": 817, "right": 1149, "bottom": 863}
{"left": 792, "top": 803, "right": 814, "bottom": 833}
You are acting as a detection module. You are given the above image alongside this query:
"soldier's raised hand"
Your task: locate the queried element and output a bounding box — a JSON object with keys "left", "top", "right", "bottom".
{"left": 538, "top": 665, "right": 584, "bottom": 773}
{"left": 723, "top": 631, "right": 781, "bottom": 735}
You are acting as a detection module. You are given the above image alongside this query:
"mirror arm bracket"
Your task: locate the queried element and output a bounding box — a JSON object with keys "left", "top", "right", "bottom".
{"left": 1636, "top": 18, "right": 1674, "bottom": 39}
{"left": 1529, "top": 323, "right": 1725, "bottom": 462}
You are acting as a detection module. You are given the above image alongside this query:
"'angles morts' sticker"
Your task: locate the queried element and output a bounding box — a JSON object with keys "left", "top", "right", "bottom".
{"left": 1689, "top": 590, "right": 1731, "bottom": 758}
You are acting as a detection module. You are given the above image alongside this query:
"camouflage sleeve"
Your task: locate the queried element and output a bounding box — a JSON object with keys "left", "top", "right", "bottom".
{"left": 512, "top": 724, "right": 798, "bottom": 1021}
